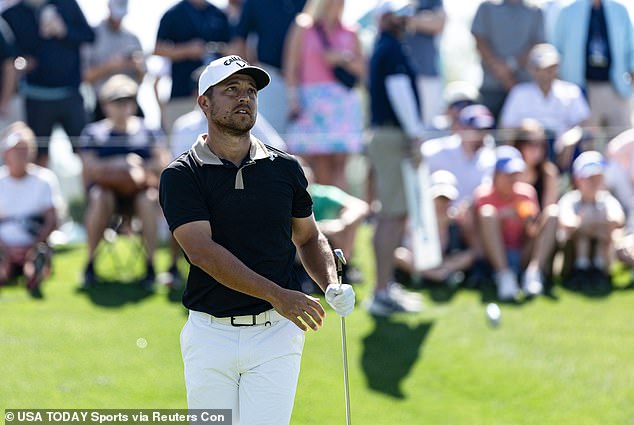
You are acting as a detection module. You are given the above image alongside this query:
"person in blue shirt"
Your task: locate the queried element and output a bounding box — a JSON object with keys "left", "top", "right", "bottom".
{"left": 2, "top": 0, "right": 94, "bottom": 166}
{"left": 402, "top": 0, "right": 446, "bottom": 127}
{"left": 552, "top": 0, "right": 634, "bottom": 140}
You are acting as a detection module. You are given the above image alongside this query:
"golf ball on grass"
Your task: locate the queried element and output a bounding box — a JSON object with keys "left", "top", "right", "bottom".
{"left": 486, "top": 303, "right": 501, "bottom": 327}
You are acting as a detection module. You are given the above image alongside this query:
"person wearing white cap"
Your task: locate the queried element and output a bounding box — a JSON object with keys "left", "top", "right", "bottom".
{"left": 558, "top": 150, "right": 624, "bottom": 289}
{"left": 159, "top": 55, "right": 355, "bottom": 422}
{"left": 0, "top": 121, "right": 62, "bottom": 297}
{"left": 499, "top": 43, "right": 591, "bottom": 170}
{"left": 394, "top": 170, "right": 476, "bottom": 286}
{"left": 474, "top": 145, "right": 558, "bottom": 300}
{"left": 78, "top": 74, "right": 171, "bottom": 291}
{"left": 82, "top": 0, "right": 146, "bottom": 122}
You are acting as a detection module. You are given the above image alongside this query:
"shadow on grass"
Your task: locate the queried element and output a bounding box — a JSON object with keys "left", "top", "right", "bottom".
{"left": 361, "top": 316, "right": 433, "bottom": 399}
{"left": 77, "top": 278, "right": 153, "bottom": 307}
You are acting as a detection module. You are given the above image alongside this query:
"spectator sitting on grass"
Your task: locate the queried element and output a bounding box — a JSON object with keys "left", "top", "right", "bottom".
{"left": 296, "top": 160, "right": 369, "bottom": 291}
{"left": 0, "top": 121, "right": 62, "bottom": 297}
{"left": 474, "top": 145, "right": 558, "bottom": 300}
{"left": 394, "top": 170, "right": 475, "bottom": 287}
{"left": 558, "top": 150, "right": 624, "bottom": 288}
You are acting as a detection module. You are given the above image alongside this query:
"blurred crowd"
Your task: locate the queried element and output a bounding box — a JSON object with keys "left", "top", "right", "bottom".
{"left": 1, "top": 0, "right": 634, "bottom": 315}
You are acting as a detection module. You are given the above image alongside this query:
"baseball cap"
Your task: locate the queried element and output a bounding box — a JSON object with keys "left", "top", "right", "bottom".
{"left": 458, "top": 104, "right": 494, "bottom": 130}
{"left": 429, "top": 170, "right": 459, "bottom": 201}
{"left": 444, "top": 81, "right": 479, "bottom": 108}
{"left": 374, "top": 0, "right": 416, "bottom": 19}
{"left": 572, "top": 150, "right": 605, "bottom": 178}
{"left": 495, "top": 145, "right": 526, "bottom": 174}
{"left": 198, "top": 55, "right": 270, "bottom": 96}
{"left": 99, "top": 74, "right": 138, "bottom": 102}
{"left": 108, "top": 0, "right": 128, "bottom": 19}
{"left": 529, "top": 43, "right": 560, "bottom": 69}
{"left": 1, "top": 122, "right": 36, "bottom": 153}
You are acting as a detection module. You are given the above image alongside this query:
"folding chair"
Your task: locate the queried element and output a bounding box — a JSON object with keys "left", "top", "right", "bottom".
{"left": 94, "top": 214, "right": 147, "bottom": 282}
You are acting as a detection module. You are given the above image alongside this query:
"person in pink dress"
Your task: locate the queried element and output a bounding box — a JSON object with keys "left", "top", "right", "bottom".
{"left": 283, "top": 0, "right": 366, "bottom": 189}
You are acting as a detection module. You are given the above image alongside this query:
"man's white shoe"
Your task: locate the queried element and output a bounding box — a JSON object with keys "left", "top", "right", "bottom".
{"left": 521, "top": 267, "right": 544, "bottom": 296}
{"left": 495, "top": 269, "right": 519, "bottom": 301}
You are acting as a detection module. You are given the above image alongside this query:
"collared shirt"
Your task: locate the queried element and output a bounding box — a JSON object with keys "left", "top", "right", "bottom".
{"left": 499, "top": 79, "right": 590, "bottom": 138}
{"left": 159, "top": 135, "right": 312, "bottom": 316}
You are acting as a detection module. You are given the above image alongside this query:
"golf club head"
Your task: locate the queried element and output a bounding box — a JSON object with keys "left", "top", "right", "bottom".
{"left": 333, "top": 249, "right": 347, "bottom": 266}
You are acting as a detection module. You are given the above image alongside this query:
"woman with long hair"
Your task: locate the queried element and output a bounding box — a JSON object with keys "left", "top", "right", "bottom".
{"left": 283, "top": 0, "right": 365, "bottom": 189}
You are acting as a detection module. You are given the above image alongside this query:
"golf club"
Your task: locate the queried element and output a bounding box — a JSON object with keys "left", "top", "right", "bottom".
{"left": 333, "top": 248, "right": 351, "bottom": 425}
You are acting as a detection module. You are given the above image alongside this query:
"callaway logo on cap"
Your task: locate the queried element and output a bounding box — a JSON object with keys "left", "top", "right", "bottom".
{"left": 198, "top": 55, "right": 271, "bottom": 96}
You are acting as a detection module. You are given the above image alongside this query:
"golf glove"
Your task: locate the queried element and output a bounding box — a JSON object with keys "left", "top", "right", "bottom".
{"left": 325, "top": 283, "right": 355, "bottom": 317}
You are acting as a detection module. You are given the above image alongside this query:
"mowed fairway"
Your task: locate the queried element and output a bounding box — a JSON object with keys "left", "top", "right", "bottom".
{"left": 1, "top": 224, "right": 634, "bottom": 425}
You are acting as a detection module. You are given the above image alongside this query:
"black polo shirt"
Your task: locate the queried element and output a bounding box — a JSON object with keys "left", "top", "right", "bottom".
{"left": 159, "top": 135, "right": 312, "bottom": 317}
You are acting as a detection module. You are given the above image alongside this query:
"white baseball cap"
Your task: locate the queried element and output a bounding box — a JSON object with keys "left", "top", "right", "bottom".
{"left": 108, "top": 0, "right": 128, "bottom": 19}
{"left": 495, "top": 145, "right": 526, "bottom": 174}
{"left": 529, "top": 43, "right": 560, "bottom": 69}
{"left": 198, "top": 55, "right": 270, "bottom": 96}
{"left": 573, "top": 150, "right": 605, "bottom": 179}
{"left": 429, "top": 170, "right": 459, "bottom": 200}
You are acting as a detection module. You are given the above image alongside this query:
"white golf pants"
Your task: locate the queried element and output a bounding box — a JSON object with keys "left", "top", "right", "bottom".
{"left": 181, "top": 310, "right": 305, "bottom": 425}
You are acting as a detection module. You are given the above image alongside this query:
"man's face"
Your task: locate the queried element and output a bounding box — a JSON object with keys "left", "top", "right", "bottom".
{"left": 530, "top": 64, "right": 558, "bottom": 88}
{"left": 103, "top": 97, "right": 137, "bottom": 122}
{"left": 494, "top": 172, "right": 519, "bottom": 195}
{"left": 3, "top": 140, "right": 32, "bottom": 174}
{"left": 202, "top": 74, "right": 258, "bottom": 135}
{"left": 577, "top": 174, "right": 604, "bottom": 197}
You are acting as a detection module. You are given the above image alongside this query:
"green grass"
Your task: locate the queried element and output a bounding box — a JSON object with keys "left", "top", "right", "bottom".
{"left": 2, "top": 225, "right": 634, "bottom": 425}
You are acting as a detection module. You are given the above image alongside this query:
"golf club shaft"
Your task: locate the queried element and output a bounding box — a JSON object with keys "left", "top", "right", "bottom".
{"left": 341, "top": 316, "right": 351, "bottom": 425}
{"left": 334, "top": 249, "right": 351, "bottom": 425}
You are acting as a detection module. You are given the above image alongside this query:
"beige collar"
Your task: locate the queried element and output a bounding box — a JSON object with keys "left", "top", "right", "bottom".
{"left": 191, "top": 133, "right": 271, "bottom": 166}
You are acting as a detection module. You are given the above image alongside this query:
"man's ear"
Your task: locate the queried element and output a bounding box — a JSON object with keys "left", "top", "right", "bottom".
{"left": 197, "top": 95, "right": 209, "bottom": 112}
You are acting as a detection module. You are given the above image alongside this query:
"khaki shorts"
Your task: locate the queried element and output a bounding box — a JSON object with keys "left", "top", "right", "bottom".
{"left": 366, "top": 126, "right": 409, "bottom": 216}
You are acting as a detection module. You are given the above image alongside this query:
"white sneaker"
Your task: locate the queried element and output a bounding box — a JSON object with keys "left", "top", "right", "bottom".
{"left": 495, "top": 269, "right": 519, "bottom": 301}
{"left": 364, "top": 285, "right": 423, "bottom": 317}
{"left": 521, "top": 268, "right": 544, "bottom": 296}
{"left": 388, "top": 282, "right": 424, "bottom": 311}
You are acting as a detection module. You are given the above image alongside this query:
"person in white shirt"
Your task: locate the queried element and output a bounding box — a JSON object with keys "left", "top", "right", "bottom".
{"left": 499, "top": 43, "right": 591, "bottom": 169}
{"left": 0, "top": 121, "right": 62, "bottom": 297}
{"left": 423, "top": 104, "right": 497, "bottom": 208}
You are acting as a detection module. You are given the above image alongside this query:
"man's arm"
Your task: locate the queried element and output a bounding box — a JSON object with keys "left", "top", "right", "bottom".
{"left": 173, "top": 220, "right": 325, "bottom": 331}
{"left": 292, "top": 215, "right": 337, "bottom": 292}
{"left": 408, "top": 7, "right": 445, "bottom": 35}
{"left": 154, "top": 39, "right": 205, "bottom": 62}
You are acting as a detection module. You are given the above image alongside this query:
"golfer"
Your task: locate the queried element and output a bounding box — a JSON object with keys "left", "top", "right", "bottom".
{"left": 159, "top": 55, "right": 355, "bottom": 424}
